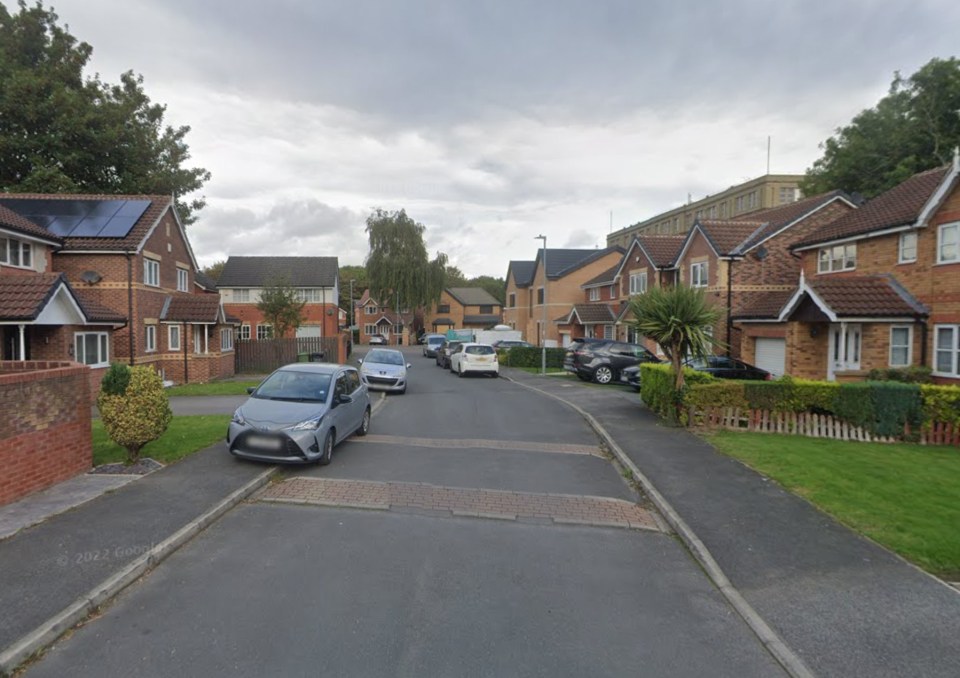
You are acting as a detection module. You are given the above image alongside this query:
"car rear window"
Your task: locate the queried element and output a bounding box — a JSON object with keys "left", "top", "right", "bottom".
{"left": 465, "top": 345, "right": 495, "bottom": 355}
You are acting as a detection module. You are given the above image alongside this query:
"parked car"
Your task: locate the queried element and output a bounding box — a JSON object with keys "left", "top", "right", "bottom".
{"left": 437, "top": 340, "right": 463, "bottom": 369}
{"left": 620, "top": 364, "right": 643, "bottom": 391}
{"left": 422, "top": 334, "right": 446, "bottom": 358}
{"left": 368, "top": 334, "right": 387, "bottom": 345}
{"left": 227, "top": 363, "right": 370, "bottom": 465}
{"left": 684, "top": 355, "right": 772, "bottom": 380}
{"left": 491, "top": 339, "right": 533, "bottom": 350}
{"left": 449, "top": 342, "right": 499, "bottom": 377}
{"left": 562, "top": 337, "right": 608, "bottom": 373}
{"left": 565, "top": 339, "right": 660, "bottom": 384}
{"left": 358, "top": 348, "right": 411, "bottom": 393}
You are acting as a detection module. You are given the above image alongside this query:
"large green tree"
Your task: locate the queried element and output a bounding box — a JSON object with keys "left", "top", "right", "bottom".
{"left": 256, "top": 277, "right": 306, "bottom": 339}
{"left": 364, "top": 208, "right": 447, "bottom": 310}
{"left": 0, "top": 1, "right": 210, "bottom": 222}
{"left": 338, "top": 263, "right": 368, "bottom": 325}
{"left": 802, "top": 57, "right": 960, "bottom": 198}
{"left": 468, "top": 275, "right": 506, "bottom": 305}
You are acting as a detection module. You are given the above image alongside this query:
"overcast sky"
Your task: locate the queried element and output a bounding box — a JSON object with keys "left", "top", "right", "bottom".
{"left": 42, "top": 0, "right": 960, "bottom": 277}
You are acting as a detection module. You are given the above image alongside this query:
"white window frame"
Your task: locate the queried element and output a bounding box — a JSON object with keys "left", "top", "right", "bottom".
{"left": 937, "top": 222, "right": 959, "bottom": 264}
{"left": 817, "top": 243, "right": 857, "bottom": 273}
{"left": 234, "top": 289, "right": 251, "bottom": 303}
{"left": 365, "top": 305, "right": 377, "bottom": 315}
{"left": 144, "top": 258, "right": 160, "bottom": 287}
{"left": 588, "top": 287, "right": 600, "bottom": 301}
{"left": 690, "top": 262, "right": 708, "bottom": 288}
{"left": 256, "top": 324, "right": 273, "bottom": 340}
{"left": 898, "top": 232, "right": 917, "bottom": 264}
{"left": 145, "top": 324, "right": 157, "bottom": 352}
{"left": 296, "top": 288, "right": 322, "bottom": 303}
{"left": 74, "top": 332, "right": 109, "bottom": 368}
{"left": 0, "top": 236, "right": 33, "bottom": 269}
{"left": 238, "top": 324, "right": 251, "bottom": 341}
{"left": 168, "top": 325, "right": 181, "bottom": 351}
{"left": 177, "top": 268, "right": 189, "bottom": 292}
{"left": 221, "top": 328, "right": 234, "bottom": 351}
{"left": 889, "top": 325, "right": 912, "bottom": 367}
{"left": 933, "top": 324, "right": 960, "bottom": 377}
{"left": 363, "top": 324, "right": 378, "bottom": 336}
{"left": 629, "top": 271, "right": 648, "bottom": 295}
{"left": 603, "top": 324, "right": 614, "bottom": 340}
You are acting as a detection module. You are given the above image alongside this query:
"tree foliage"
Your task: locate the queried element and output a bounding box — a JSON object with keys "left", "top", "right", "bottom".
{"left": 256, "top": 277, "right": 306, "bottom": 339}
{"left": 97, "top": 365, "right": 172, "bottom": 464}
{"left": 628, "top": 285, "right": 721, "bottom": 396}
{"left": 338, "top": 264, "right": 368, "bottom": 319}
{"left": 0, "top": 1, "right": 210, "bottom": 222}
{"left": 364, "top": 208, "right": 447, "bottom": 310}
{"left": 468, "top": 275, "right": 506, "bottom": 304}
{"left": 802, "top": 57, "right": 960, "bottom": 198}
{"left": 200, "top": 259, "right": 226, "bottom": 283}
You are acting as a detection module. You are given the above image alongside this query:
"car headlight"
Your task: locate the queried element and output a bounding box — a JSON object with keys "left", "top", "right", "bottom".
{"left": 289, "top": 414, "right": 323, "bottom": 431}
{"left": 231, "top": 408, "right": 246, "bottom": 425}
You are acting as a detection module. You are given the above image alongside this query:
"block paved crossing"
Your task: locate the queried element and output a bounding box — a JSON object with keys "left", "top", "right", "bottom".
{"left": 350, "top": 434, "right": 604, "bottom": 457}
{"left": 258, "top": 477, "right": 661, "bottom": 531}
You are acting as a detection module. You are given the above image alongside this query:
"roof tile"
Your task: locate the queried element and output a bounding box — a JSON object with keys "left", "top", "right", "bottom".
{"left": 217, "top": 256, "right": 339, "bottom": 288}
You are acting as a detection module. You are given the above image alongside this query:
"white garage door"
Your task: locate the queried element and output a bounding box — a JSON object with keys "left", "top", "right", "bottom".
{"left": 754, "top": 338, "right": 786, "bottom": 377}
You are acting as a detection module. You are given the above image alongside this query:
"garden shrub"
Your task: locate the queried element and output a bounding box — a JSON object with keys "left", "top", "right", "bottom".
{"left": 640, "top": 363, "right": 716, "bottom": 419}
{"left": 866, "top": 366, "right": 933, "bottom": 383}
{"left": 497, "top": 346, "right": 565, "bottom": 368}
{"left": 832, "top": 382, "right": 923, "bottom": 437}
{"left": 920, "top": 384, "right": 960, "bottom": 427}
{"left": 100, "top": 362, "right": 131, "bottom": 396}
{"left": 98, "top": 366, "right": 173, "bottom": 463}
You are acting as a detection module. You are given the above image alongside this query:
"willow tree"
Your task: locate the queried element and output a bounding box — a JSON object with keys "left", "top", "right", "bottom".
{"left": 364, "top": 209, "right": 448, "bottom": 311}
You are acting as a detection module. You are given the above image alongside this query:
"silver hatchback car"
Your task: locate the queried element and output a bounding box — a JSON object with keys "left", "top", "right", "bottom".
{"left": 227, "top": 363, "right": 370, "bottom": 465}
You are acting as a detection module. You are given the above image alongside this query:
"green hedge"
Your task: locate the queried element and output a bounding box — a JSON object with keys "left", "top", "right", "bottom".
{"left": 920, "top": 384, "right": 960, "bottom": 427}
{"left": 497, "top": 346, "right": 566, "bottom": 368}
{"left": 639, "top": 363, "right": 716, "bottom": 419}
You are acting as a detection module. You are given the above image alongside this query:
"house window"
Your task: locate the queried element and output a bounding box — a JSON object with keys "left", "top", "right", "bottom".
{"left": 221, "top": 328, "right": 233, "bottom": 351}
{"left": 779, "top": 187, "right": 799, "bottom": 204}
{"left": 364, "top": 324, "right": 378, "bottom": 336}
{"left": 0, "top": 236, "right": 32, "bottom": 268}
{"left": 899, "top": 232, "right": 918, "bottom": 263}
{"left": 234, "top": 289, "right": 250, "bottom": 303}
{"left": 479, "top": 305, "right": 493, "bottom": 314}
{"left": 365, "top": 305, "right": 377, "bottom": 315}
{"left": 690, "top": 262, "right": 708, "bottom": 288}
{"left": 603, "top": 324, "right": 615, "bottom": 340}
{"left": 938, "top": 223, "right": 959, "bottom": 264}
{"left": 437, "top": 304, "right": 450, "bottom": 314}
{"left": 256, "top": 324, "right": 273, "bottom": 340}
{"left": 817, "top": 243, "right": 857, "bottom": 273}
{"left": 588, "top": 287, "right": 600, "bottom": 301}
{"left": 296, "top": 288, "right": 322, "bottom": 302}
{"left": 508, "top": 293, "right": 516, "bottom": 308}
{"left": 169, "top": 325, "right": 181, "bottom": 351}
{"left": 238, "top": 325, "right": 251, "bottom": 340}
{"left": 145, "top": 324, "right": 157, "bottom": 352}
{"left": 889, "top": 326, "right": 912, "bottom": 367}
{"left": 629, "top": 271, "right": 647, "bottom": 295}
{"left": 74, "top": 332, "right": 109, "bottom": 367}
{"left": 144, "top": 259, "right": 160, "bottom": 287}
{"left": 177, "top": 268, "right": 189, "bottom": 292}
{"left": 934, "top": 325, "right": 960, "bottom": 376}
{"left": 537, "top": 288, "right": 544, "bottom": 304}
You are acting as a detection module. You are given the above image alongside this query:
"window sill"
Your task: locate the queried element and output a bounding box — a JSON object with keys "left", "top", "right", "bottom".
{"left": 933, "top": 260, "right": 959, "bottom": 266}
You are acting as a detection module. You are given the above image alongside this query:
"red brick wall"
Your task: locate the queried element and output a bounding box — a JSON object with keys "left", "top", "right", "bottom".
{"left": 0, "top": 361, "right": 92, "bottom": 506}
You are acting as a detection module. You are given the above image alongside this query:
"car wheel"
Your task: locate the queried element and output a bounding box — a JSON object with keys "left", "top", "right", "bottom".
{"left": 458, "top": 364, "right": 465, "bottom": 378}
{"left": 594, "top": 365, "right": 614, "bottom": 384}
{"left": 356, "top": 407, "right": 370, "bottom": 436}
{"left": 318, "top": 430, "right": 334, "bottom": 465}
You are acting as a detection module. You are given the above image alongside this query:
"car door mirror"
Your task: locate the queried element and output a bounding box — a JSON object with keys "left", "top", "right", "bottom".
{"left": 246, "top": 387, "right": 256, "bottom": 395}
{"left": 357, "top": 358, "right": 363, "bottom": 364}
{"left": 406, "top": 363, "right": 412, "bottom": 369}
{"left": 337, "top": 393, "right": 353, "bottom": 405}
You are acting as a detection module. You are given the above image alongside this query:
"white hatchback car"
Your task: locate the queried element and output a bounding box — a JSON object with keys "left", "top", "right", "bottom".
{"left": 449, "top": 342, "right": 499, "bottom": 378}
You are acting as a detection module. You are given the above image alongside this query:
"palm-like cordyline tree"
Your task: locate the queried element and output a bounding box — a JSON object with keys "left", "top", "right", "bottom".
{"left": 628, "top": 284, "right": 722, "bottom": 395}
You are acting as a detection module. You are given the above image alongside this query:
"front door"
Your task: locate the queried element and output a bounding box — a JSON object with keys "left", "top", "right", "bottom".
{"left": 828, "top": 323, "right": 861, "bottom": 380}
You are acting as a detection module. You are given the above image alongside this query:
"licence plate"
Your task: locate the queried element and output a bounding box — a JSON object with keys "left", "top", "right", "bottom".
{"left": 473, "top": 356, "right": 491, "bottom": 362}
{"left": 247, "top": 435, "right": 282, "bottom": 450}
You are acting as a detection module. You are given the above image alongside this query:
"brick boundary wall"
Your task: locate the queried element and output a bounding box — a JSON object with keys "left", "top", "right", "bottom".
{"left": 0, "top": 361, "right": 93, "bottom": 506}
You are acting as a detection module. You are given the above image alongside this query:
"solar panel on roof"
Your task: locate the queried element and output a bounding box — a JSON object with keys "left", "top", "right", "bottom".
{"left": 98, "top": 216, "right": 139, "bottom": 238}
{"left": 115, "top": 200, "right": 151, "bottom": 217}
{"left": 46, "top": 217, "right": 83, "bottom": 237}
{"left": 86, "top": 201, "right": 125, "bottom": 218}
{"left": 70, "top": 217, "right": 112, "bottom": 237}
{"left": 0, "top": 197, "right": 151, "bottom": 239}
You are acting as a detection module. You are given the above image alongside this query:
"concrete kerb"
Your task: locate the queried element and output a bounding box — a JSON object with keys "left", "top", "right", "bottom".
{"left": 0, "top": 467, "right": 274, "bottom": 678}
{"left": 505, "top": 376, "right": 816, "bottom": 678}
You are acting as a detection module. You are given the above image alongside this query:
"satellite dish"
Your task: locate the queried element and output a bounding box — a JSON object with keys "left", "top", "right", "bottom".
{"left": 80, "top": 270, "right": 102, "bottom": 284}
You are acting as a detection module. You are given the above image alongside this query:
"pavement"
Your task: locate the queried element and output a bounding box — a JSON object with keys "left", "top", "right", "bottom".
{"left": 2, "top": 371, "right": 960, "bottom": 676}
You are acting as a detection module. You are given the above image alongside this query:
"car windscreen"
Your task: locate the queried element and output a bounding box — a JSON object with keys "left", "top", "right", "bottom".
{"left": 254, "top": 370, "right": 332, "bottom": 402}
{"left": 366, "top": 349, "right": 404, "bottom": 365}
{"left": 427, "top": 336, "right": 444, "bottom": 345}
{"left": 465, "top": 345, "right": 495, "bottom": 355}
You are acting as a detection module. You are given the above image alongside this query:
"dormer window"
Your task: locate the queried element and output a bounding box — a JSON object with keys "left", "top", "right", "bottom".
{"left": 817, "top": 244, "right": 856, "bottom": 273}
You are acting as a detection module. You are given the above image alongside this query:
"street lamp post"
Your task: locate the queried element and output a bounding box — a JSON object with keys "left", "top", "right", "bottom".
{"left": 535, "top": 234, "right": 547, "bottom": 375}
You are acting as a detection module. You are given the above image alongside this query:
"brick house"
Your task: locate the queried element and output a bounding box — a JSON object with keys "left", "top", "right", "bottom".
{"left": 0, "top": 194, "right": 234, "bottom": 390}
{"left": 505, "top": 247, "right": 624, "bottom": 347}
{"left": 354, "top": 289, "right": 415, "bottom": 345}
{"left": 422, "top": 287, "right": 503, "bottom": 334}
{"left": 734, "top": 158, "right": 960, "bottom": 383}
{"left": 667, "top": 191, "right": 857, "bottom": 372}
{"left": 218, "top": 256, "right": 340, "bottom": 341}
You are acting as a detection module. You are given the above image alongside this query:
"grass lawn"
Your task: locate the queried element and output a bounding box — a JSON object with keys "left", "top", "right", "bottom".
{"left": 93, "top": 415, "right": 231, "bottom": 466}
{"left": 165, "top": 380, "right": 262, "bottom": 396}
{"left": 707, "top": 431, "right": 960, "bottom": 579}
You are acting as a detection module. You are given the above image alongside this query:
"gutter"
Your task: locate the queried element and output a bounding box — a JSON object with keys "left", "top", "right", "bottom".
{"left": 126, "top": 250, "right": 134, "bottom": 366}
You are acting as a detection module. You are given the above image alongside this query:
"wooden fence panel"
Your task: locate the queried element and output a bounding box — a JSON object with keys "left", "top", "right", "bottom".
{"left": 235, "top": 337, "right": 341, "bottom": 374}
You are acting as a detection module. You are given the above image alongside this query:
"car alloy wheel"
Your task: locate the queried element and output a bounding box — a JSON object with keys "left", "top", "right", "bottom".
{"left": 594, "top": 365, "right": 613, "bottom": 384}
{"left": 356, "top": 407, "right": 370, "bottom": 436}
{"left": 318, "top": 430, "right": 334, "bottom": 466}
{"left": 458, "top": 364, "right": 465, "bottom": 378}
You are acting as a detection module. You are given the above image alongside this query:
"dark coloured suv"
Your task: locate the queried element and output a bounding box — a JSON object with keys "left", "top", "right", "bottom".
{"left": 565, "top": 339, "right": 660, "bottom": 384}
